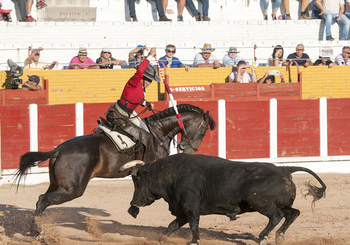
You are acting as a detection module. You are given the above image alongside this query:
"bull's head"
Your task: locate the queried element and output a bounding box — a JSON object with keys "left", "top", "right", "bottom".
{"left": 120, "top": 160, "right": 156, "bottom": 208}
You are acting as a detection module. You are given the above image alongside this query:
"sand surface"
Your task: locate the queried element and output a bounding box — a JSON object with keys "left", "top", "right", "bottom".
{"left": 0, "top": 173, "right": 349, "bottom": 245}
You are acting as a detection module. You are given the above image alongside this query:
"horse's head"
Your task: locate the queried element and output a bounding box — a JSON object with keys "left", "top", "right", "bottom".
{"left": 177, "top": 111, "right": 216, "bottom": 154}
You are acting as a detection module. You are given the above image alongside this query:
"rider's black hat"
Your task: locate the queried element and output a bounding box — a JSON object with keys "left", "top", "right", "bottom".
{"left": 136, "top": 63, "right": 161, "bottom": 82}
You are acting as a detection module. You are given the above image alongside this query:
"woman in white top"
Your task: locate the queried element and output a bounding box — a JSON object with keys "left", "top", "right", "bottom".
{"left": 267, "top": 45, "right": 285, "bottom": 67}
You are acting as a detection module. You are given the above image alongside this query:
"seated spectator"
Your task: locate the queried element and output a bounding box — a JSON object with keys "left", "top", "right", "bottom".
{"left": 0, "top": 0, "right": 12, "bottom": 22}
{"left": 19, "top": 0, "right": 36, "bottom": 22}
{"left": 24, "top": 46, "right": 58, "bottom": 70}
{"left": 222, "top": 46, "right": 243, "bottom": 67}
{"left": 263, "top": 0, "right": 282, "bottom": 20}
{"left": 267, "top": 45, "right": 285, "bottom": 66}
{"left": 159, "top": 44, "right": 190, "bottom": 71}
{"left": 129, "top": 45, "right": 147, "bottom": 68}
{"left": 12, "top": 0, "right": 30, "bottom": 22}
{"left": 128, "top": 0, "right": 171, "bottom": 21}
{"left": 258, "top": 71, "right": 286, "bottom": 84}
{"left": 316, "top": 0, "right": 350, "bottom": 41}
{"left": 22, "top": 75, "right": 42, "bottom": 91}
{"left": 335, "top": 46, "right": 350, "bottom": 65}
{"left": 282, "top": 0, "right": 292, "bottom": 20}
{"left": 177, "top": 0, "right": 186, "bottom": 21}
{"left": 299, "top": 0, "right": 310, "bottom": 19}
{"left": 36, "top": 0, "right": 47, "bottom": 9}
{"left": 68, "top": 47, "right": 99, "bottom": 69}
{"left": 313, "top": 56, "right": 336, "bottom": 68}
{"left": 186, "top": 0, "right": 210, "bottom": 21}
{"left": 228, "top": 60, "right": 257, "bottom": 83}
{"left": 193, "top": 43, "right": 221, "bottom": 68}
{"left": 96, "top": 48, "right": 123, "bottom": 69}
{"left": 285, "top": 44, "right": 312, "bottom": 67}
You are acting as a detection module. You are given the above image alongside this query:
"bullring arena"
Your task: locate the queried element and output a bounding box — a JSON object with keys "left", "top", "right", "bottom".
{"left": 1, "top": 0, "right": 350, "bottom": 244}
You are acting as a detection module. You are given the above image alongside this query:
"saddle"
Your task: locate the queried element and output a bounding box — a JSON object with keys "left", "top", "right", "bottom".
{"left": 97, "top": 116, "right": 137, "bottom": 152}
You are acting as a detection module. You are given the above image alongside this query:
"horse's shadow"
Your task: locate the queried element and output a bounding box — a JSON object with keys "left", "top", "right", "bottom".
{"left": 0, "top": 204, "right": 257, "bottom": 244}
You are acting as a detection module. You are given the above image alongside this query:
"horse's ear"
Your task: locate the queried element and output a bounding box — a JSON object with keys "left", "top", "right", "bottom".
{"left": 204, "top": 111, "right": 209, "bottom": 120}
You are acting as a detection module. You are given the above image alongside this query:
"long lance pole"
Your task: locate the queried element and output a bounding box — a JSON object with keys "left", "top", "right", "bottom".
{"left": 154, "top": 56, "right": 187, "bottom": 135}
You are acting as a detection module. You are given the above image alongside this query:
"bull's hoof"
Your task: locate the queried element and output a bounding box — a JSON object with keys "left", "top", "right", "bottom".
{"left": 30, "top": 222, "right": 42, "bottom": 237}
{"left": 158, "top": 234, "right": 168, "bottom": 244}
{"left": 190, "top": 239, "right": 200, "bottom": 245}
{"left": 127, "top": 205, "right": 139, "bottom": 219}
{"left": 276, "top": 232, "right": 285, "bottom": 245}
{"left": 259, "top": 236, "right": 268, "bottom": 245}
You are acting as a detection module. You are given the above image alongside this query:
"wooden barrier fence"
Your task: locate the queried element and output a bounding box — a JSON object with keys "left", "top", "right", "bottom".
{"left": 166, "top": 82, "right": 302, "bottom": 101}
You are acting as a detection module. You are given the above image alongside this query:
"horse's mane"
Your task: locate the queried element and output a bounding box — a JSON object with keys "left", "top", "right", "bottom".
{"left": 150, "top": 104, "right": 216, "bottom": 131}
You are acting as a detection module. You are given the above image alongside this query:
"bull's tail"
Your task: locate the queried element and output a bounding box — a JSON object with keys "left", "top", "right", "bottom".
{"left": 13, "top": 150, "right": 56, "bottom": 189}
{"left": 285, "top": 166, "right": 326, "bottom": 207}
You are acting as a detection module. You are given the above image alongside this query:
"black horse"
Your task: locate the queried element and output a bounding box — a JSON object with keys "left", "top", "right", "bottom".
{"left": 13, "top": 104, "right": 216, "bottom": 238}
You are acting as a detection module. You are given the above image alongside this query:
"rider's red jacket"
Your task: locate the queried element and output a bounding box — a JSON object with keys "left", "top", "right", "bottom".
{"left": 120, "top": 58, "right": 149, "bottom": 111}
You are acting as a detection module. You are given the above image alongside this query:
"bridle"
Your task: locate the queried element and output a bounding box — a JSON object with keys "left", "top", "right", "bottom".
{"left": 177, "top": 119, "right": 208, "bottom": 152}
{"left": 146, "top": 109, "right": 208, "bottom": 154}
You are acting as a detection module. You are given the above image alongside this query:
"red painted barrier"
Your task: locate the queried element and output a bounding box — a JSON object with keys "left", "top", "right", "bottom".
{"left": 2, "top": 98, "right": 350, "bottom": 170}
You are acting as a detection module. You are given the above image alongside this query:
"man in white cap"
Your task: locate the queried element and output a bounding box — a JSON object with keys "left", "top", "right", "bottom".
{"left": 222, "top": 46, "right": 243, "bottom": 67}
{"left": 68, "top": 47, "right": 99, "bottom": 69}
{"left": 193, "top": 43, "right": 221, "bottom": 68}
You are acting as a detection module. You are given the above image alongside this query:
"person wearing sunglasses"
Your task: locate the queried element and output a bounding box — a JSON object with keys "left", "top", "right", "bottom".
{"left": 22, "top": 75, "right": 42, "bottom": 91}
{"left": 285, "top": 44, "right": 312, "bottom": 67}
{"left": 96, "top": 48, "right": 123, "bottom": 69}
{"left": 24, "top": 46, "right": 58, "bottom": 70}
{"left": 193, "top": 43, "right": 221, "bottom": 68}
{"left": 158, "top": 44, "right": 190, "bottom": 71}
{"left": 335, "top": 46, "right": 350, "bottom": 66}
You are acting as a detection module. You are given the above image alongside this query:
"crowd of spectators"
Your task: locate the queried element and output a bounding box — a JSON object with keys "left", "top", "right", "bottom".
{"left": 22, "top": 43, "right": 350, "bottom": 72}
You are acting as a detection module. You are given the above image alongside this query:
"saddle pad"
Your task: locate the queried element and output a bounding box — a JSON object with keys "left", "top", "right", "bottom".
{"left": 97, "top": 125, "right": 135, "bottom": 150}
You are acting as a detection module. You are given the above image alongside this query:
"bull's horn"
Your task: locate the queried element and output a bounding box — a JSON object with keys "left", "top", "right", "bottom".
{"left": 119, "top": 160, "right": 145, "bottom": 172}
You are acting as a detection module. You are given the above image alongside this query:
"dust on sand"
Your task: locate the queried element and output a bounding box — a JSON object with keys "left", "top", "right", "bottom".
{"left": 0, "top": 173, "right": 349, "bottom": 245}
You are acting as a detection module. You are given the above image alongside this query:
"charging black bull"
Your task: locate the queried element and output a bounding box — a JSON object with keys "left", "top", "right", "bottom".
{"left": 120, "top": 153, "right": 326, "bottom": 245}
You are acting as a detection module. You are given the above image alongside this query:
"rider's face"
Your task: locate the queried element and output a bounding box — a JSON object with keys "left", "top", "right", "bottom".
{"left": 143, "top": 78, "right": 152, "bottom": 88}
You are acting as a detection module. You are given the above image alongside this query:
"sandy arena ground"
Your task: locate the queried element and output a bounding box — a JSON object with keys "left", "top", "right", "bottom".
{"left": 0, "top": 173, "right": 349, "bottom": 245}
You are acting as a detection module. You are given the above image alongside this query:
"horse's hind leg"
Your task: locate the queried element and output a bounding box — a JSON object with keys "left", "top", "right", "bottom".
{"left": 30, "top": 183, "right": 86, "bottom": 237}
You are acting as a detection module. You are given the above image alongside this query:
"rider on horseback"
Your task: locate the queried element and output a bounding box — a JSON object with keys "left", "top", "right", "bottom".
{"left": 104, "top": 47, "right": 160, "bottom": 160}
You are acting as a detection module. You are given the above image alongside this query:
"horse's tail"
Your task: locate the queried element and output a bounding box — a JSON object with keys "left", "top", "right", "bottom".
{"left": 13, "top": 150, "right": 55, "bottom": 189}
{"left": 285, "top": 166, "right": 326, "bottom": 208}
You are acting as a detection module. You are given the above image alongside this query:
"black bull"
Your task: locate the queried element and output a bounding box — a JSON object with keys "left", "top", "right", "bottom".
{"left": 120, "top": 153, "right": 326, "bottom": 245}
{"left": 13, "top": 104, "right": 216, "bottom": 238}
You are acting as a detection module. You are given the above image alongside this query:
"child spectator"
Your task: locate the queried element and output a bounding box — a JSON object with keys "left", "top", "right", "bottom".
{"left": 258, "top": 71, "right": 286, "bottom": 84}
